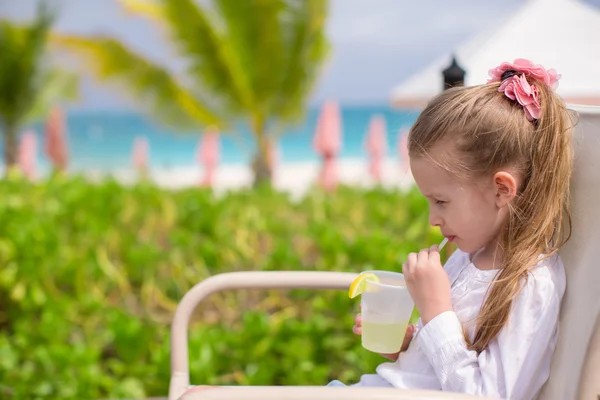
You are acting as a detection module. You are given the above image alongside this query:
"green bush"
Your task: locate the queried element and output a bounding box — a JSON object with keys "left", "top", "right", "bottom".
{"left": 0, "top": 175, "right": 448, "bottom": 399}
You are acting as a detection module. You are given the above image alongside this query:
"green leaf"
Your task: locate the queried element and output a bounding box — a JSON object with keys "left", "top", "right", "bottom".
{"left": 0, "top": 2, "right": 56, "bottom": 127}
{"left": 51, "top": 34, "right": 222, "bottom": 128}
{"left": 161, "top": 0, "right": 255, "bottom": 113}
{"left": 214, "top": 0, "right": 285, "bottom": 115}
{"left": 24, "top": 67, "right": 79, "bottom": 123}
{"left": 275, "top": 0, "right": 330, "bottom": 121}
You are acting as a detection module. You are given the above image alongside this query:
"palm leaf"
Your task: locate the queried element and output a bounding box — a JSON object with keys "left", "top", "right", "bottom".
{"left": 52, "top": 34, "right": 222, "bottom": 128}
{"left": 0, "top": 3, "right": 54, "bottom": 127}
{"left": 118, "top": 0, "right": 166, "bottom": 25}
{"left": 25, "top": 67, "right": 79, "bottom": 123}
{"left": 275, "top": 0, "right": 330, "bottom": 121}
{"left": 160, "top": 0, "right": 255, "bottom": 114}
{"left": 214, "top": 0, "right": 285, "bottom": 120}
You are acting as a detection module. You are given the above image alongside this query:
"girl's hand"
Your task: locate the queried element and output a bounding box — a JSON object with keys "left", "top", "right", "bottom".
{"left": 403, "top": 244, "right": 453, "bottom": 325}
{"left": 353, "top": 312, "right": 416, "bottom": 361}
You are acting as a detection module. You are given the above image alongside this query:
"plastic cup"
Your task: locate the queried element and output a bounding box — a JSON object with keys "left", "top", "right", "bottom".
{"left": 360, "top": 270, "right": 414, "bottom": 354}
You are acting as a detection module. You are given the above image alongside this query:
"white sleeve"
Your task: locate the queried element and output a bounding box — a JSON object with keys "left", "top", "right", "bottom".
{"left": 416, "top": 262, "right": 564, "bottom": 400}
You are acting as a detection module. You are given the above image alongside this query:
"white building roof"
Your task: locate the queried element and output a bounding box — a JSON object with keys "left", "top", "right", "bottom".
{"left": 391, "top": 0, "right": 600, "bottom": 107}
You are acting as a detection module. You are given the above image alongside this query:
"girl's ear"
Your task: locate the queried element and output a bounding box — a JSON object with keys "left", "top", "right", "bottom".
{"left": 493, "top": 171, "right": 518, "bottom": 208}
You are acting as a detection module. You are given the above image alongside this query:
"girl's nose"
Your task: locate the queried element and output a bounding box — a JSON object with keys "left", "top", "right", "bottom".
{"left": 429, "top": 210, "right": 442, "bottom": 227}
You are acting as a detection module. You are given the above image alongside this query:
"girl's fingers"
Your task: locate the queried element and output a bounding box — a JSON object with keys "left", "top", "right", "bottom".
{"left": 400, "top": 324, "right": 416, "bottom": 351}
{"left": 403, "top": 325, "right": 414, "bottom": 342}
{"left": 402, "top": 261, "right": 411, "bottom": 278}
{"left": 353, "top": 313, "right": 362, "bottom": 334}
{"left": 407, "top": 252, "right": 418, "bottom": 267}
{"left": 429, "top": 244, "right": 441, "bottom": 264}
{"left": 417, "top": 248, "right": 430, "bottom": 263}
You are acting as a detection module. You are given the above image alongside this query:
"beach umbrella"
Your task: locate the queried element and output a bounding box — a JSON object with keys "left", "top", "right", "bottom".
{"left": 197, "top": 127, "right": 220, "bottom": 187}
{"left": 313, "top": 100, "right": 342, "bottom": 191}
{"left": 44, "top": 106, "right": 69, "bottom": 172}
{"left": 397, "top": 129, "right": 410, "bottom": 174}
{"left": 18, "top": 130, "right": 37, "bottom": 180}
{"left": 365, "top": 115, "right": 387, "bottom": 183}
{"left": 132, "top": 136, "right": 150, "bottom": 178}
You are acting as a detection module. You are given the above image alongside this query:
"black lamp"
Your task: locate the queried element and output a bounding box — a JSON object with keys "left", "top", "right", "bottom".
{"left": 442, "top": 55, "right": 466, "bottom": 90}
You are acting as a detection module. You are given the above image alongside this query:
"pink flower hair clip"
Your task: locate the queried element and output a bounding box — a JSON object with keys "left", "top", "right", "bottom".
{"left": 487, "top": 58, "right": 561, "bottom": 122}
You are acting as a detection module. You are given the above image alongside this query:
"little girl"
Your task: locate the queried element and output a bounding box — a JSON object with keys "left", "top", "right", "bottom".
{"left": 336, "top": 59, "right": 573, "bottom": 400}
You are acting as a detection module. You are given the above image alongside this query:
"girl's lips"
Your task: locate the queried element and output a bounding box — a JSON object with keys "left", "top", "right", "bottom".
{"left": 446, "top": 235, "right": 456, "bottom": 242}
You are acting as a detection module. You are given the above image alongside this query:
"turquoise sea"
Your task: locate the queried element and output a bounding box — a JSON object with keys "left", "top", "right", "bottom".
{"left": 16, "top": 105, "right": 420, "bottom": 172}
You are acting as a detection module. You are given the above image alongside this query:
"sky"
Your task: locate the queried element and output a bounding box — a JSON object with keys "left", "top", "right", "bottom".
{"left": 1, "top": 0, "right": 600, "bottom": 108}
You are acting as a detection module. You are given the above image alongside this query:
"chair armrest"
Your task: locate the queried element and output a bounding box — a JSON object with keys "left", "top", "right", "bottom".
{"left": 181, "top": 386, "right": 496, "bottom": 400}
{"left": 169, "top": 271, "right": 357, "bottom": 400}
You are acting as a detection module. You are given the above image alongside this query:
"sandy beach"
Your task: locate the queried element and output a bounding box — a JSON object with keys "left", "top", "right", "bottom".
{"left": 84, "top": 158, "right": 415, "bottom": 199}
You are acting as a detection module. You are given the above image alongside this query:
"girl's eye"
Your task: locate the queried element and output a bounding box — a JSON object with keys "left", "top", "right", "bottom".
{"left": 435, "top": 199, "right": 446, "bottom": 205}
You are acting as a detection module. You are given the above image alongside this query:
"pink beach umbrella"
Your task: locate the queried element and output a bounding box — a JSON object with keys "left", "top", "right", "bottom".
{"left": 132, "top": 136, "right": 150, "bottom": 176}
{"left": 397, "top": 129, "right": 410, "bottom": 174}
{"left": 197, "top": 127, "right": 220, "bottom": 187}
{"left": 44, "top": 106, "right": 69, "bottom": 172}
{"left": 364, "top": 115, "right": 388, "bottom": 183}
{"left": 18, "top": 130, "right": 37, "bottom": 179}
{"left": 313, "top": 100, "right": 342, "bottom": 191}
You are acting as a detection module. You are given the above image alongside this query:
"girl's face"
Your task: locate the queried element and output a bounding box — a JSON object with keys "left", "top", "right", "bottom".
{"left": 410, "top": 155, "right": 511, "bottom": 254}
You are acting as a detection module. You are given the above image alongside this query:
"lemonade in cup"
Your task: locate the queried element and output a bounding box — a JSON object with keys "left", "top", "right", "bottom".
{"left": 348, "top": 239, "right": 448, "bottom": 353}
{"left": 350, "top": 270, "right": 414, "bottom": 354}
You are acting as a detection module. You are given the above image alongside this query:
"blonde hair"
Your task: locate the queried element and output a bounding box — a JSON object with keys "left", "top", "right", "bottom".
{"left": 408, "top": 81, "right": 574, "bottom": 353}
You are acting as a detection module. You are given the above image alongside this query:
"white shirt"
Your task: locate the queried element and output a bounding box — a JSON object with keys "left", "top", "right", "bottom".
{"left": 353, "top": 249, "right": 566, "bottom": 400}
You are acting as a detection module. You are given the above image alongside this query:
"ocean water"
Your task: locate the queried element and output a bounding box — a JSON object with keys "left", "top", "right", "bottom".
{"left": 19, "top": 105, "right": 420, "bottom": 172}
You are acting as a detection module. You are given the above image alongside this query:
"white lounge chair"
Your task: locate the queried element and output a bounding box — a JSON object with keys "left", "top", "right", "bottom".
{"left": 169, "top": 105, "right": 600, "bottom": 400}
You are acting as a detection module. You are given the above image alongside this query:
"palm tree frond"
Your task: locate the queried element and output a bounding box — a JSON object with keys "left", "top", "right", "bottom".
{"left": 51, "top": 34, "right": 222, "bottom": 128}
{"left": 25, "top": 67, "right": 78, "bottom": 123}
{"left": 161, "top": 0, "right": 255, "bottom": 113}
{"left": 214, "top": 0, "right": 285, "bottom": 117}
{"left": 275, "top": 0, "right": 330, "bottom": 120}
{"left": 117, "top": 0, "right": 167, "bottom": 27}
{"left": 0, "top": 3, "right": 55, "bottom": 126}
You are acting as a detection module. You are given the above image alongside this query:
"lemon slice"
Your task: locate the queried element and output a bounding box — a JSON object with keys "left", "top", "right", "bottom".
{"left": 348, "top": 272, "right": 380, "bottom": 298}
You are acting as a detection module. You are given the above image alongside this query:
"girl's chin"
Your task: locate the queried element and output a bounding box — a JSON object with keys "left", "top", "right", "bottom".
{"left": 454, "top": 241, "right": 474, "bottom": 253}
